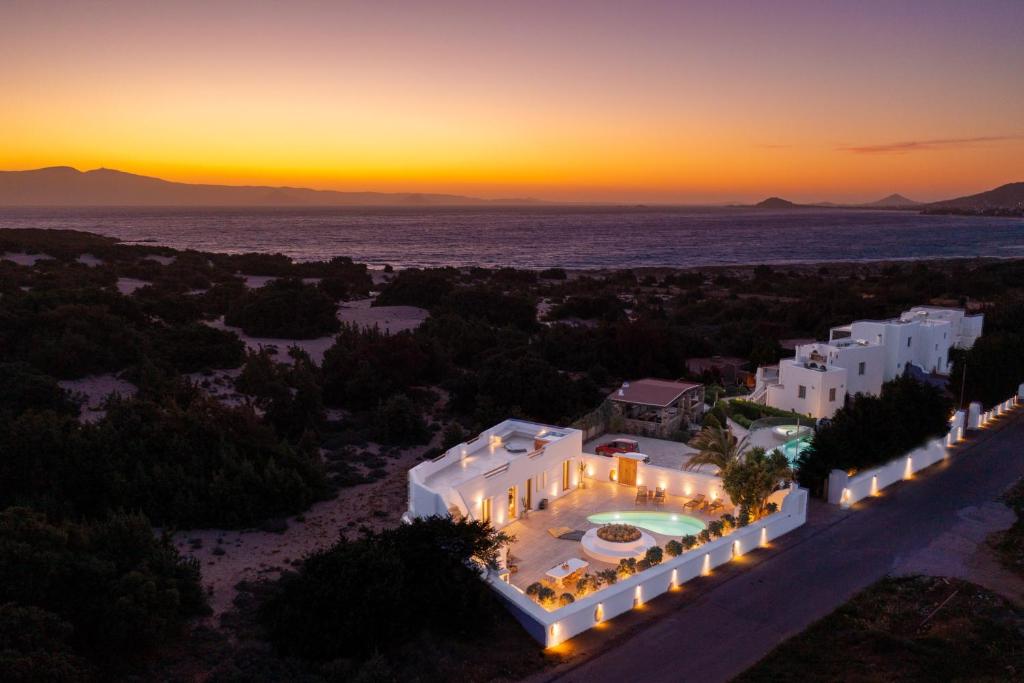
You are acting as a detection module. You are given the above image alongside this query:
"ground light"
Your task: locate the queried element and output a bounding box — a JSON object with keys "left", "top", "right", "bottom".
{"left": 702, "top": 553, "right": 711, "bottom": 576}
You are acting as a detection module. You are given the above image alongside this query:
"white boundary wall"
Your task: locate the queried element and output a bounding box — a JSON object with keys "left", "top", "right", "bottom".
{"left": 487, "top": 485, "right": 809, "bottom": 647}
{"left": 828, "top": 392, "right": 1021, "bottom": 507}
{"left": 581, "top": 453, "right": 731, "bottom": 507}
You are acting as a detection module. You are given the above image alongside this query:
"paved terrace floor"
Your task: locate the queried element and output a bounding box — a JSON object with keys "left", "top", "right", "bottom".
{"left": 529, "top": 407, "right": 1024, "bottom": 683}
{"left": 505, "top": 480, "right": 714, "bottom": 591}
{"left": 582, "top": 433, "right": 700, "bottom": 470}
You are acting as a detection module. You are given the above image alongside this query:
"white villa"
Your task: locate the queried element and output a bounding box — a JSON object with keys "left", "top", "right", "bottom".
{"left": 755, "top": 306, "right": 984, "bottom": 419}
{"left": 405, "top": 418, "right": 809, "bottom": 647}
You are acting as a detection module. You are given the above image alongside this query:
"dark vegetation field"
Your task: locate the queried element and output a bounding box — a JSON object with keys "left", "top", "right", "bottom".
{"left": 2, "top": 228, "right": 1024, "bottom": 680}
{"left": 736, "top": 576, "right": 1024, "bottom": 682}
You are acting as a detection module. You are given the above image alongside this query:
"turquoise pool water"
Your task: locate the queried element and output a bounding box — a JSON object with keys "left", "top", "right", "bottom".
{"left": 777, "top": 435, "right": 811, "bottom": 465}
{"left": 587, "top": 511, "right": 706, "bottom": 536}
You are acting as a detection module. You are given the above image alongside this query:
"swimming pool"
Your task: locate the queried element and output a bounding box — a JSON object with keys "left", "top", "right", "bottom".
{"left": 587, "top": 511, "right": 706, "bottom": 536}
{"left": 776, "top": 435, "right": 811, "bottom": 465}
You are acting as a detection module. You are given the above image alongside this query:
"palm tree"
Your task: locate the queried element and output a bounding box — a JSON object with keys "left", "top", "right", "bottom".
{"left": 685, "top": 424, "right": 749, "bottom": 472}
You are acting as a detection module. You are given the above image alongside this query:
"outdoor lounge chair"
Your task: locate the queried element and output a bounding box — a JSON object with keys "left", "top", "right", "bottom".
{"left": 547, "top": 526, "right": 573, "bottom": 538}
{"left": 653, "top": 487, "right": 666, "bottom": 505}
{"left": 635, "top": 485, "right": 649, "bottom": 505}
{"left": 704, "top": 499, "right": 725, "bottom": 515}
{"left": 683, "top": 494, "right": 705, "bottom": 510}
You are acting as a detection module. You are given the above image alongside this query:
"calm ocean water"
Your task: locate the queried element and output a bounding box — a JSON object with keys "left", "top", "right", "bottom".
{"left": 1, "top": 206, "right": 1023, "bottom": 269}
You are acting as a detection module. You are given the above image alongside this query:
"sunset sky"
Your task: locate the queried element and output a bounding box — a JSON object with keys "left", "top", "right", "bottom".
{"left": 2, "top": 0, "right": 1022, "bottom": 203}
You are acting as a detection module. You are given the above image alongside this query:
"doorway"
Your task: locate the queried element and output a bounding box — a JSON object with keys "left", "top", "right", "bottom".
{"left": 617, "top": 457, "right": 638, "bottom": 486}
{"left": 507, "top": 486, "right": 517, "bottom": 520}
{"left": 525, "top": 478, "right": 533, "bottom": 510}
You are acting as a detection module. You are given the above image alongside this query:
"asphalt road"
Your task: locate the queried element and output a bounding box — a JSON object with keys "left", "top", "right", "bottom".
{"left": 535, "top": 409, "right": 1024, "bottom": 683}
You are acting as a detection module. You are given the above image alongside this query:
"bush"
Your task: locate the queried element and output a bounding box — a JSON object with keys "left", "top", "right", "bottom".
{"left": 558, "top": 593, "right": 575, "bottom": 607}
{"left": 665, "top": 539, "right": 683, "bottom": 557}
{"left": 597, "top": 568, "right": 618, "bottom": 585}
{"left": 259, "top": 518, "right": 513, "bottom": 662}
{"left": 616, "top": 557, "right": 638, "bottom": 577}
{"left": 681, "top": 534, "right": 699, "bottom": 550}
{"left": 0, "top": 508, "right": 207, "bottom": 673}
{"left": 698, "top": 529, "right": 711, "bottom": 544}
{"left": 575, "top": 573, "right": 600, "bottom": 596}
{"left": 644, "top": 546, "right": 664, "bottom": 566}
{"left": 225, "top": 278, "right": 340, "bottom": 339}
{"left": 797, "top": 376, "right": 951, "bottom": 496}
{"left": 708, "top": 520, "right": 725, "bottom": 538}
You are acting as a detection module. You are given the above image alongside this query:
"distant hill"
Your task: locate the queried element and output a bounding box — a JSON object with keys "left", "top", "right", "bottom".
{"left": 0, "top": 167, "right": 541, "bottom": 207}
{"left": 861, "top": 193, "right": 920, "bottom": 208}
{"left": 754, "top": 196, "right": 800, "bottom": 209}
{"left": 927, "top": 182, "right": 1024, "bottom": 211}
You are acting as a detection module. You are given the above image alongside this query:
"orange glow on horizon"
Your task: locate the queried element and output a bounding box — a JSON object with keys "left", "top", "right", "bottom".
{"left": 2, "top": 2, "right": 1023, "bottom": 203}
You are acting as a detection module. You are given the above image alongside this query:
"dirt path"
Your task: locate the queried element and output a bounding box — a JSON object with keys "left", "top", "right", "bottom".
{"left": 175, "top": 446, "right": 426, "bottom": 617}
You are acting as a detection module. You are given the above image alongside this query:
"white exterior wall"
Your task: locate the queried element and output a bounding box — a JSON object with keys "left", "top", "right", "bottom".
{"left": 581, "top": 454, "right": 730, "bottom": 506}
{"left": 456, "top": 431, "right": 583, "bottom": 530}
{"left": 407, "top": 420, "right": 584, "bottom": 531}
{"left": 489, "top": 485, "right": 809, "bottom": 647}
{"left": 768, "top": 359, "right": 847, "bottom": 419}
{"left": 904, "top": 307, "right": 984, "bottom": 349}
{"left": 830, "top": 343, "right": 885, "bottom": 397}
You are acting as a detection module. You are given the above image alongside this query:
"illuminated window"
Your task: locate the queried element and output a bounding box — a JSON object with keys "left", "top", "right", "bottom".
{"left": 562, "top": 460, "right": 570, "bottom": 491}
{"left": 481, "top": 497, "right": 491, "bottom": 523}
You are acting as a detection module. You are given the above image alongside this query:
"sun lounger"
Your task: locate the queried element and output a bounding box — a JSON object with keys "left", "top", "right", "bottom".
{"left": 683, "top": 494, "right": 706, "bottom": 510}
{"left": 653, "top": 487, "right": 666, "bottom": 505}
{"left": 705, "top": 499, "right": 725, "bottom": 515}
{"left": 547, "top": 526, "right": 573, "bottom": 538}
{"left": 635, "top": 485, "right": 649, "bottom": 504}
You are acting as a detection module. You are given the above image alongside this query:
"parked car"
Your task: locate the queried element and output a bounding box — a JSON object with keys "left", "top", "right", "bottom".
{"left": 595, "top": 438, "right": 640, "bottom": 457}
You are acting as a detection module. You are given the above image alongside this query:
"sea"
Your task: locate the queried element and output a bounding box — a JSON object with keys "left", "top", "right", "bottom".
{"left": 1, "top": 206, "right": 1023, "bottom": 270}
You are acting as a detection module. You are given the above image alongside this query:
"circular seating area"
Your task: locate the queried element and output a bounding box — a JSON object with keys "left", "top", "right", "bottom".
{"left": 580, "top": 527, "right": 656, "bottom": 564}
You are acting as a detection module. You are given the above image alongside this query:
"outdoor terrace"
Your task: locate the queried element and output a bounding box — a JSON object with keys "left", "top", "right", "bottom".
{"left": 503, "top": 480, "right": 714, "bottom": 592}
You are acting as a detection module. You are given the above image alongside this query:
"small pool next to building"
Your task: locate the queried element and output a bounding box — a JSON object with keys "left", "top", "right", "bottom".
{"left": 587, "top": 511, "right": 706, "bottom": 536}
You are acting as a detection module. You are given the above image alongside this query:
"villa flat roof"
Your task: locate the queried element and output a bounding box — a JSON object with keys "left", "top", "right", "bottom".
{"left": 610, "top": 378, "right": 702, "bottom": 407}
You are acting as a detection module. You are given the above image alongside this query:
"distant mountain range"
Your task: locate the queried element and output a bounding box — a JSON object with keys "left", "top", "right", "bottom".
{"left": 754, "top": 182, "right": 1024, "bottom": 215}
{"left": 0, "top": 167, "right": 541, "bottom": 207}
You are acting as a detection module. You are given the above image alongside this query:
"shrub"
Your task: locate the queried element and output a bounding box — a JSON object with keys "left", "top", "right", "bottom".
{"left": 575, "top": 573, "right": 600, "bottom": 596}
{"left": 720, "top": 513, "right": 736, "bottom": 530}
{"left": 665, "top": 539, "right": 683, "bottom": 557}
{"left": 708, "top": 520, "right": 725, "bottom": 538}
{"left": 698, "top": 529, "right": 711, "bottom": 544}
{"left": 616, "top": 558, "right": 638, "bottom": 577}
{"left": 644, "top": 546, "right": 664, "bottom": 566}
{"left": 536, "top": 586, "right": 557, "bottom": 608}
{"left": 682, "top": 534, "right": 699, "bottom": 550}
{"left": 597, "top": 568, "right": 618, "bottom": 585}
{"left": 765, "top": 502, "right": 779, "bottom": 514}
{"left": 637, "top": 559, "right": 651, "bottom": 571}
{"left": 259, "top": 518, "right": 514, "bottom": 661}
{"left": 558, "top": 593, "right": 575, "bottom": 607}
{"left": 525, "top": 582, "right": 543, "bottom": 597}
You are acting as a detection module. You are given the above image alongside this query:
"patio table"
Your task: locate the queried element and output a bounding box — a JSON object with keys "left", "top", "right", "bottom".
{"left": 545, "top": 557, "right": 589, "bottom": 585}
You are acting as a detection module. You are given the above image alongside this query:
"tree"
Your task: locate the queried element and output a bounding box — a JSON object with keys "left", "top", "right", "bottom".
{"left": 259, "top": 517, "right": 513, "bottom": 663}
{"left": 722, "top": 447, "right": 792, "bottom": 519}
{"left": 686, "top": 424, "right": 749, "bottom": 472}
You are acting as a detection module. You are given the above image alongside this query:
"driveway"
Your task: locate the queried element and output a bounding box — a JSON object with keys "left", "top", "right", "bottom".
{"left": 584, "top": 432, "right": 698, "bottom": 469}
{"left": 533, "top": 409, "right": 1024, "bottom": 683}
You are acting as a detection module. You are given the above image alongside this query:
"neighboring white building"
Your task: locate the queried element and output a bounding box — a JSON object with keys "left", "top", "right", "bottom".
{"left": 405, "top": 419, "right": 584, "bottom": 530}
{"left": 758, "top": 306, "right": 983, "bottom": 419}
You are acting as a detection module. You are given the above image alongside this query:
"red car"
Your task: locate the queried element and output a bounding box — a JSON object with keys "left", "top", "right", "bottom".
{"left": 595, "top": 438, "right": 640, "bottom": 457}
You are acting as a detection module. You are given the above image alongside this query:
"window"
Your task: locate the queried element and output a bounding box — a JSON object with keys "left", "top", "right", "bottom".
{"left": 481, "top": 497, "right": 492, "bottom": 524}
{"left": 858, "top": 361, "right": 866, "bottom": 376}
{"left": 907, "top": 336, "right": 912, "bottom": 347}
{"left": 829, "top": 387, "right": 837, "bottom": 402}
{"left": 798, "top": 385, "right": 806, "bottom": 399}
{"left": 562, "top": 460, "right": 571, "bottom": 491}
